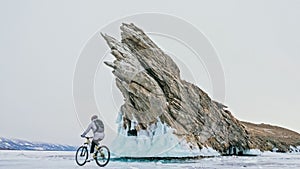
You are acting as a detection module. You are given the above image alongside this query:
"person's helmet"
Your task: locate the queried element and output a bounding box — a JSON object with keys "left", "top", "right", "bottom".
{"left": 91, "top": 115, "right": 98, "bottom": 121}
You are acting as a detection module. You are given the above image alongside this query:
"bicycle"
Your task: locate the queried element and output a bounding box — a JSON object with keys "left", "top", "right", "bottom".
{"left": 75, "top": 136, "right": 110, "bottom": 167}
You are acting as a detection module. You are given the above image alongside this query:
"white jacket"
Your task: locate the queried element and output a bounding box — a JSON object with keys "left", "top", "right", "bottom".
{"left": 82, "top": 119, "right": 105, "bottom": 141}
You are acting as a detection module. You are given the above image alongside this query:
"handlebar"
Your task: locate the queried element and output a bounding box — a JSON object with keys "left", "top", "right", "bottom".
{"left": 82, "top": 136, "right": 93, "bottom": 139}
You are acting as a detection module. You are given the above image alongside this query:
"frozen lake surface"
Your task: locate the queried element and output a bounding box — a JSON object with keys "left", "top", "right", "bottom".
{"left": 0, "top": 150, "right": 300, "bottom": 169}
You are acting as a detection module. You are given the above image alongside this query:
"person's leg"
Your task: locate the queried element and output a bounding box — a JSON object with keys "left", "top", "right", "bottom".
{"left": 90, "top": 140, "right": 98, "bottom": 154}
{"left": 87, "top": 141, "right": 98, "bottom": 161}
{"left": 91, "top": 132, "right": 104, "bottom": 154}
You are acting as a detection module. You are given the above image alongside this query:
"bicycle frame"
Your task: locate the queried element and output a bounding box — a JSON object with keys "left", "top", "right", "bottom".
{"left": 81, "top": 137, "right": 92, "bottom": 155}
{"left": 83, "top": 137, "right": 102, "bottom": 150}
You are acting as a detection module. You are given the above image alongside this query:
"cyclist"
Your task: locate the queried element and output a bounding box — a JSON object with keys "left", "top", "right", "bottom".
{"left": 81, "top": 115, "right": 105, "bottom": 161}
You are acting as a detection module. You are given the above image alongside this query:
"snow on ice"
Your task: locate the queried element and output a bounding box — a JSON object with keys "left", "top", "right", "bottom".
{"left": 0, "top": 150, "right": 300, "bottom": 169}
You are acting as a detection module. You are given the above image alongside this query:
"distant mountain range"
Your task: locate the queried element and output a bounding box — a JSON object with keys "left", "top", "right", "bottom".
{"left": 0, "top": 137, "right": 76, "bottom": 151}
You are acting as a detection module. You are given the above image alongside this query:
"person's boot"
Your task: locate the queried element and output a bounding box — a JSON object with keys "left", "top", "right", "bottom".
{"left": 86, "top": 153, "right": 95, "bottom": 162}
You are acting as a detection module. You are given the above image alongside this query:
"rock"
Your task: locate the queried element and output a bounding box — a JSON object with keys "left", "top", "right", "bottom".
{"left": 242, "top": 121, "right": 300, "bottom": 152}
{"left": 102, "top": 23, "right": 300, "bottom": 154}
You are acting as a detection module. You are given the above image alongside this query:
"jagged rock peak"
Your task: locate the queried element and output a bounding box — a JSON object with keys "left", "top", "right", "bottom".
{"left": 102, "top": 23, "right": 300, "bottom": 154}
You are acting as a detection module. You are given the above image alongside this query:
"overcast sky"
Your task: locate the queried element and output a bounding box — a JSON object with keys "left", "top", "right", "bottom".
{"left": 0, "top": 0, "right": 299, "bottom": 146}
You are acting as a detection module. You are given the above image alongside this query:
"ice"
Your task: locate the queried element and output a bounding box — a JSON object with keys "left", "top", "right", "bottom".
{"left": 289, "top": 146, "right": 300, "bottom": 153}
{"left": 1, "top": 150, "right": 300, "bottom": 169}
{"left": 272, "top": 147, "right": 279, "bottom": 152}
{"left": 243, "top": 149, "right": 262, "bottom": 156}
{"left": 111, "top": 117, "right": 220, "bottom": 158}
{"left": 32, "top": 147, "right": 44, "bottom": 151}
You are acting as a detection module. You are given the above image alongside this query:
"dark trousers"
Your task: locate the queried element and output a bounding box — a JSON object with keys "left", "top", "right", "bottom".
{"left": 90, "top": 140, "right": 99, "bottom": 153}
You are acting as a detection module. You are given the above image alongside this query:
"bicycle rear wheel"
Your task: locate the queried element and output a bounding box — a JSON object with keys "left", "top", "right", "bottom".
{"left": 75, "top": 146, "right": 88, "bottom": 166}
{"left": 95, "top": 145, "right": 110, "bottom": 167}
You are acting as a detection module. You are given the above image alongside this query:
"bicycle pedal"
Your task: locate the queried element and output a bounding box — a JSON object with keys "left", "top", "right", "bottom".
{"left": 86, "top": 158, "right": 94, "bottom": 162}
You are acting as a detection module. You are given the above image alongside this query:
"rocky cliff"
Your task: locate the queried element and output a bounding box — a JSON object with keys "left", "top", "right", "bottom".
{"left": 102, "top": 23, "right": 300, "bottom": 155}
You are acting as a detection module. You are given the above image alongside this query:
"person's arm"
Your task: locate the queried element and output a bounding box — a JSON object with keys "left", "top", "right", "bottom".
{"left": 81, "top": 123, "right": 93, "bottom": 137}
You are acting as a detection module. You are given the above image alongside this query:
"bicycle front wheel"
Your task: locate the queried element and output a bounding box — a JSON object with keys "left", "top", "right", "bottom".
{"left": 95, "top": 145, "right": 110, "bottom": 167}
{"left": 75, "top": 146, "right": 88, "bottom": 166}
